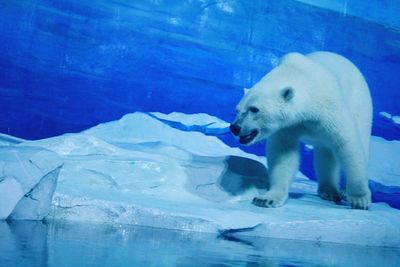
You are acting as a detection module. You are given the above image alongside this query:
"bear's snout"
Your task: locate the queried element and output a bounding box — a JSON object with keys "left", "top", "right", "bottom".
{"left": 230, "top": 123, "right": 241, "bottom": 136}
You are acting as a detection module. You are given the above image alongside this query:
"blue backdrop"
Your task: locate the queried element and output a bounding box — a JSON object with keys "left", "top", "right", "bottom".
{"left": 1, "top": 0, "right": 399, "bottom": 142}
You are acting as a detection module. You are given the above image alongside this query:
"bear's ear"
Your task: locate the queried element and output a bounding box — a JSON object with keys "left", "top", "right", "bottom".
{"left": 281, "top": 86, "right": 294, "bottom": 102}
{"left": 281, "top": 52, "right": 307, "bottom": 66}
{"left": 243, "top": 88, "right": 250, "bottom": 95}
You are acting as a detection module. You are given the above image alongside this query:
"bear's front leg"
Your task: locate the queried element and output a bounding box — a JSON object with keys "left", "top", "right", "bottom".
{"left": 253, "top": 133, "right": 300, "bottom": 208}
{"left": 314, "top": 147, "right": 342, "bottom": 202}
{"left": 335, "top": 137, "right": 371, "bottom": 210}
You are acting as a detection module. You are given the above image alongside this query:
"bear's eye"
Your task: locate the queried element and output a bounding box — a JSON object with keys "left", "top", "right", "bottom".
{"left": 249, "top": 106, "right": 259, "bottom": 113}
{"left": 281, "top": 86, "right": 294, "bottom": 102}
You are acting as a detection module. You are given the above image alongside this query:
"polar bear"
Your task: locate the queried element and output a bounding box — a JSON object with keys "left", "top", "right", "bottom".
{"left": 230, "top": 51, "right": 372, "bottom": 210}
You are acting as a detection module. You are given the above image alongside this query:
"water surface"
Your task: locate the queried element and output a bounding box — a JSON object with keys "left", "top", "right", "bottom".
{"left": 1, "top": 221, "right": 399, "bottom": 267}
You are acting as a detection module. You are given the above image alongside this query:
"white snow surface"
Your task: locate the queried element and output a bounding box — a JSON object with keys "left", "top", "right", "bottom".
{"left": 1, "top": 112, "right": 400, "bottom": 247}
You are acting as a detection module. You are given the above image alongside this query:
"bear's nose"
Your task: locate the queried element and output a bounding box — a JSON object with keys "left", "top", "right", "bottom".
{"left": 230, "top": 124, "right": 241, "bottom": 136}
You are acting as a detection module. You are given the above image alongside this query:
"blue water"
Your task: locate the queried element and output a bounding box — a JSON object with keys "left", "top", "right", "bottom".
{"left": 0, "top": 221, "right": 399, "bottom": 267}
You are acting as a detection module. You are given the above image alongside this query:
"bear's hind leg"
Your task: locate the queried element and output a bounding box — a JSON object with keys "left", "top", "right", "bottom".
{"left": 314, "top": 147, "right": 342, "bottom": 202}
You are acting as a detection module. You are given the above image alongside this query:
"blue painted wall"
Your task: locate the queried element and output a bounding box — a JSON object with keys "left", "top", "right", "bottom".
{"left": 296, "top": 0, "right": 400, "bottom": 29}
{"left": 1, "top": 0, "right": 399, "bottom": 141}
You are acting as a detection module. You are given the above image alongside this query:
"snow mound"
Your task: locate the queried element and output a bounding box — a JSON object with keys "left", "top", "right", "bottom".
{"left": 0, "top": 133, "right": 25, "bottom": 146}
{"left": 82, "top": 112, "right": 259, "bottom": 160}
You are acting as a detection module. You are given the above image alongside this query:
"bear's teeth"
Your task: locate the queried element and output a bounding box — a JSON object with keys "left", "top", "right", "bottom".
{"left": 239, "top": 130, "right": 258, "bottom": 144}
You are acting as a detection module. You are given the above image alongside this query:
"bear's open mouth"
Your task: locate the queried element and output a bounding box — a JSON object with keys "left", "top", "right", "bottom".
{"left": 239, "top": 130, "right": 258, "bottom": 144}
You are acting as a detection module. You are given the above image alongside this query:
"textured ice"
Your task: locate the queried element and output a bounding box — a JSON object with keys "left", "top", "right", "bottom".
{"left": 0, "top": 146, "right": 62, "bottom": 220}
{"left": 392, "top": 116, "right": 400, "bottom": 128}
{"left": 150, "top": 112, "right": 230, "bottom": 135}
{"left": 379, "top": 111, "right": 392, "bottom": 121}
{"left": 379, "top": 111, "right": 400, "bottom": 129}
{"left": 14, "top": 112, "right": 400, "bottom": 247}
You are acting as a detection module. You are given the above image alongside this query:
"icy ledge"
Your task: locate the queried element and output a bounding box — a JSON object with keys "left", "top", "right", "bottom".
{"left": 13, "top": 112, "right": 399, "bottom": 248}
{"left": 0, "top": 146, "right": 62, "bottom": 220}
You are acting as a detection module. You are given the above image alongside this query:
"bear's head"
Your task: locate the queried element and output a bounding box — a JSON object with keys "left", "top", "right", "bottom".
{"left": 230, "top": 52, "right": 312, "bottom": 145}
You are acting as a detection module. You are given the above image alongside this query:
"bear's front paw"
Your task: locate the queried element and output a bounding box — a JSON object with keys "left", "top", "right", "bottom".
{"left": 252, "top": 191, "right": 287, "bottom": 208}
{"left": 346, "top": 192, "right": 371, "bottom": 210}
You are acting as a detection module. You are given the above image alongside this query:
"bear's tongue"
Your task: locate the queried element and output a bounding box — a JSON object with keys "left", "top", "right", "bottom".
{"left": 239, "top": 130, "right": 258, "bottom": 144}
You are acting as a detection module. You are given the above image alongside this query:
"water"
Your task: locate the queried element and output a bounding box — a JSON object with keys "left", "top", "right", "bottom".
{"left": 0, "top": 221, "right": 399, "bottom": 267}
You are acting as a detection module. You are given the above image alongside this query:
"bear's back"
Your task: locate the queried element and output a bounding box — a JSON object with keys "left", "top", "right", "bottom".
{"left": 307, "top": 51, "right": 372, "bottom": 158}
{"left": 306, "top": 52, "right": 367, "bottom": 101}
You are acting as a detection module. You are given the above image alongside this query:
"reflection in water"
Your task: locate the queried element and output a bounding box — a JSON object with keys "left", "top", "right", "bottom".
{"left": 0, "top": 221, "right": 399, "bottom": 267}
{"left": 0, "top": 221, "right": 48, "bottom": 267}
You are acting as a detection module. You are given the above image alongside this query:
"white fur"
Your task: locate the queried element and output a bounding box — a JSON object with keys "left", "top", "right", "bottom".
{"left": 232, "top": 51, "right": 372, "bottom": 209}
